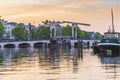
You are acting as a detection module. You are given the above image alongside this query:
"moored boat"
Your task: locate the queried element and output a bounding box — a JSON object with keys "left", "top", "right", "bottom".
{"left": 97, "top": 32, "right": 120, "bottom": 56}
{"left": 97, "top": 8, "right": 120, "bottom": 57}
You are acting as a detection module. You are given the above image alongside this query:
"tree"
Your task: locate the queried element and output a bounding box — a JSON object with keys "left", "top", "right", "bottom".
{"left": 0, "top": 22, "right": 5, "bottom": 39}
{"left": 31, "top": 29, "right": 37, "bottom": 40}
{"left": 37, "top": 27, "right": 50, "bottom": 39}
{"left": 94, "top": 32, "right": 102, "bottom": 39}
{"left": 51, "top": 28, "right": 55, "bottom": 37}
{"left": 12, "top": 25, "right": 28, "bottom": 40}
{"left": 6, "top": 31, "right": 10, "bottom": 39}
{"left": 84, "top": 31, "right": 90, "bottom": 39}
{"left": 62, "top": 25, "right": 72, "bottom": 38}
{"left": 42, "top": 20, "right": 55, "bottom": 25}
{"left": 78, "top": 30, "right": 85, "bottom": 38}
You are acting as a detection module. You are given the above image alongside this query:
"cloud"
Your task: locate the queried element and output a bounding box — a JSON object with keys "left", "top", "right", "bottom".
{"left": 0, "top": 0, "right": 119, "bottom": 33}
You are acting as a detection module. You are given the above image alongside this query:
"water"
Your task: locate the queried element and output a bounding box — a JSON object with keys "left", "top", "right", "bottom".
{"left": 0, "top": 47, "right": 120, "bottom": 80}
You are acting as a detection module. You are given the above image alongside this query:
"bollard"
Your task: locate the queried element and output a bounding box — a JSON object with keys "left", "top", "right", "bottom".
{"left": 77, "top": 39, "right": 83, "bottom": 59}
{"left": 78, "top": 49, "right": 80, "bottom": 58}
{"left": 87, "top": 41, "right": 90, "bottom": 49}
{"left": 80, "top": 48, "right": 83, "bottom": 59}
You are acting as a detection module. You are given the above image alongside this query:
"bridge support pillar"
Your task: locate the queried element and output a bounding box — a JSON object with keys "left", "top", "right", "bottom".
{"left": 15, "top": 44, "right": 19, "bottom": 48}
{"left": 71, "top": 42, "right": 74, "bottom": 47}
{"left": 1, "top": 45, "right": 4, "bottom": 48}
{"left": 30, "top": 43, "right": 34, "bottom": 48}
{"left": 46, "top": 43, "right": 49, "bottom": 47}
{"left": 70, "top": 40, "right": 78, "bottom": 47}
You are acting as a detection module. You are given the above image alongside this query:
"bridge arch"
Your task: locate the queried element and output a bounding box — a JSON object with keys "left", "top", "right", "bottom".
{"left": 74, "top": 42, "right": 78, "bottom": 48}
{"left": 4, "top": 44, "right": 16, "bottom": 48}
{"left": 34, "top": 42, "right": 43, "bottom": 48}
{"left": 0, "top": 40, "right": 50, "bottom": 48}
{"left": 19, "top": 43, "right": 30, "bottom": 48}
{"left": 74, "top": 42, "right": 83, "bottom": 48}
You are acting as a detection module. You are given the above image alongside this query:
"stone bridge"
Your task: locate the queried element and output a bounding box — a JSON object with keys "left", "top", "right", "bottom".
{"left": 0, "top": 40, "right": 50, "bottom": 48}
{"left": 0, "top": 39, "right": 98, "bottom": 48}
{"left": 70, "top": 39, "right": 98, "bottom": 47}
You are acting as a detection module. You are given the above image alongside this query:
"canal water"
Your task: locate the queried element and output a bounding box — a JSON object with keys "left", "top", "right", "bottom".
{"left": 0, "top": 47, "right": 120, "bottom": 80}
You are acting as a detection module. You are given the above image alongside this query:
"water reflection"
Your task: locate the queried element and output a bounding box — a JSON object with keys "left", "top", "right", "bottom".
{"left": 100, "top": 57, "right": 120, "bottom": 79}
{"left": 0, "top": 47, "right": 120, "bottom": 80}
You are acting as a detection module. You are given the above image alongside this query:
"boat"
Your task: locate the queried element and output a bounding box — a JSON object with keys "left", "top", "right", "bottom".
{"left": 97, "top": 32, "right": 120, "bottom": 56}
{"left": 97, "top": 8, "right": 120, "bottom": 57}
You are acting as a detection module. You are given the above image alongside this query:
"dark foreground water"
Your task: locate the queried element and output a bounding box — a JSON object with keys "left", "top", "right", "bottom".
{"left": 0, "top": 47, "right": 120, "bottom": 80}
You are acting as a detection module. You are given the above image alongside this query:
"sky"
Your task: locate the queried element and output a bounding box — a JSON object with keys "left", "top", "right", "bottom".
{"left": 0, "top": 0, "right": 120, "bottom": 34}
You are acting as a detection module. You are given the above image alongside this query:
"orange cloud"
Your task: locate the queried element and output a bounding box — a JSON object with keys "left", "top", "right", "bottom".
{"left": 0, "top": 0, "right": 119, "bottom": 33}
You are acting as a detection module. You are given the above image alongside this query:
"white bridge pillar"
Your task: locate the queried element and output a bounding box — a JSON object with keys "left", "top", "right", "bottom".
{"left": 15, "top": 44, "right": 19, "bottom": 48}
{"left": 1, "top": 45, "right": 4, "bottom": 48}
{"left": 50, "top": 26, "right": 56, "bottom": 38}
{"left": 29, "top": 43, "right": 34, "bottom": 47}
{"left": 72, "top": 23, "right": 77, "bottom": 39}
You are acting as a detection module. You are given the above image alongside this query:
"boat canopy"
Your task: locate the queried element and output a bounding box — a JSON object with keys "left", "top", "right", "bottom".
{"left": 104, "top": 32, "right": 120, "bottom": 40}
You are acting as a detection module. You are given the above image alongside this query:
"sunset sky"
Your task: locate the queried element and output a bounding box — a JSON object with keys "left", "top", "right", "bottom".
{"left": 0, "top": 0, "right": 120, "bottom": 34}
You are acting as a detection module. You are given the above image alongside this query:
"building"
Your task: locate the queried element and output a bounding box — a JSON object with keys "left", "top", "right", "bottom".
{"left": 1, "top": 19, "right": 38, "bottom": 40}
{"left": 1, "top": 19, "right": 17, "bottom": 40}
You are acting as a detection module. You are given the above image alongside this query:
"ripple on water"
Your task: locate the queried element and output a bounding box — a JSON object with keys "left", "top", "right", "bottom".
{"left": 0, "top": 48, "right": 120, "bottom": 80}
